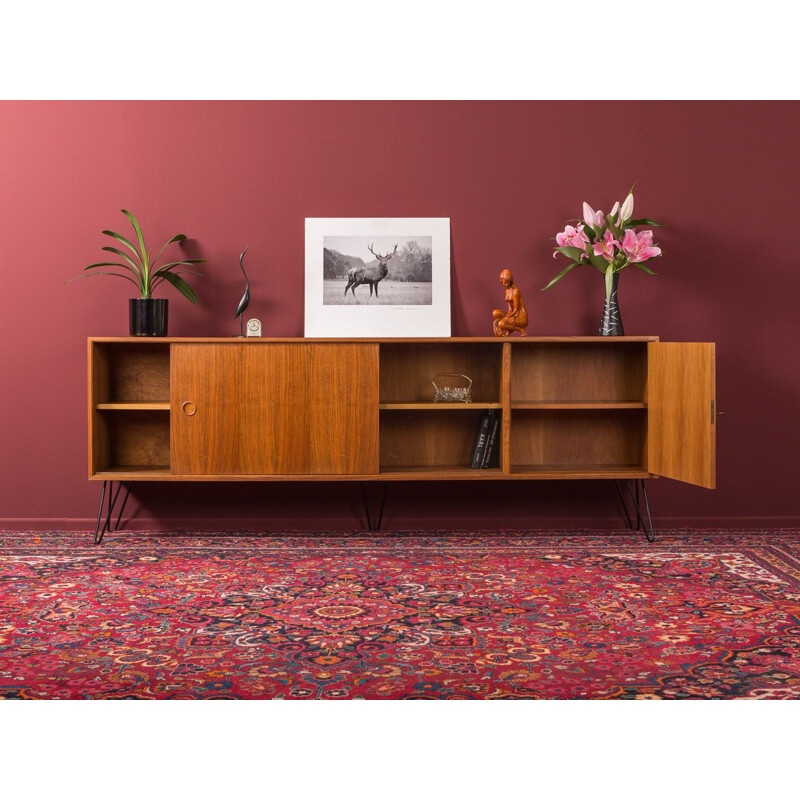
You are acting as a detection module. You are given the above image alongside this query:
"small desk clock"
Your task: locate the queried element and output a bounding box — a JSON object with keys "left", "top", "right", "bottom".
{"left": 246, "top": 318, "right": 262, "bottom": 337}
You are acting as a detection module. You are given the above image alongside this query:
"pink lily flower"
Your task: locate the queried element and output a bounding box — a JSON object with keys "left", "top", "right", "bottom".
{"left": 621, "top": 229, "right": 661, "bottom": 262}
{"left": 592, "top": 229, "right": 619, "bottom": 262}
{"left": 555, "top": 223, "right": 590, "bottom": 255}
{"left": 582, "top": 202, "right": 605, "bottom": 230}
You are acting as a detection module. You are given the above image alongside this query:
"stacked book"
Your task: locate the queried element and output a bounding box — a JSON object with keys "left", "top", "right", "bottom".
{"left": 470, "top": 409, "right": 500, "bottom": 469}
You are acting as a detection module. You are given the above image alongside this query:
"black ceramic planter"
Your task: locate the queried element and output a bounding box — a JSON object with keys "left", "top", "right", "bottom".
{"left": 129, "top": 298, "right": 168, "bottom": 336}
{"left": 599, "top": 273, "right": 624, "bottom": 336}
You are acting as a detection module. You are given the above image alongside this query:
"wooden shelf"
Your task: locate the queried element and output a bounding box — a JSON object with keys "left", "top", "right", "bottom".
{"left": 95, "top": 465, "right": 171, "bottom": 478}
{"left": 380, "top": 402, "right": 501, "bottom": 410}
{"left": 510, "top": 464, "right": 652, "bottom": 479}
{"left": 512, "top": 402, "right": 646, "bottom": 410}
{"left": 380, "top": 465, "right": 503, "bottom": 478}
{"left": 96, "top": 402, "right": 170, "bottom": 411}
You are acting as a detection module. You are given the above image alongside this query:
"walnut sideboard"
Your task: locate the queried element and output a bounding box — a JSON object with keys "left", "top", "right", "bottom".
{"left": 87, "top": 337, "right": 716, "bottom": 543}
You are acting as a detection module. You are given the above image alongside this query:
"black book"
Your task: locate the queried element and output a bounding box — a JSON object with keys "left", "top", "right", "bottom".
{"left": 481, "top": 410, "right": 500, "bottom": 469}
{"left": 470, "top": 411, "right": 492, "bottom": 468}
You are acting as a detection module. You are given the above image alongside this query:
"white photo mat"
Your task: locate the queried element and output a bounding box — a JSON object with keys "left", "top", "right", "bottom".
{"left": 305, "top": 217, "right": 451, "bottom": 337}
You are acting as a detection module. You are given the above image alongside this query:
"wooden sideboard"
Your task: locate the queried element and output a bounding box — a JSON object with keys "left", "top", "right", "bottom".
{"left": 87, "top": 337, "right": 716, "bottom": 540}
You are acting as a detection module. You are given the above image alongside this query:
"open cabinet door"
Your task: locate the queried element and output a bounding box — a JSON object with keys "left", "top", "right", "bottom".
{"left": 647, "top": 342, "right": 716, "bottom": 488}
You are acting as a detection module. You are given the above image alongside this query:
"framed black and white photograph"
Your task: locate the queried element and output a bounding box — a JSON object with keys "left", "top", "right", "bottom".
{"left": 305, "top": 218, "right": 450, "bottom": 337}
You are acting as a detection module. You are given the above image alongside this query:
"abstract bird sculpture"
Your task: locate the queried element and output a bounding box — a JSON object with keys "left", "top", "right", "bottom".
{"left": 235, "top": 245, "right": 250, "bottom": 337}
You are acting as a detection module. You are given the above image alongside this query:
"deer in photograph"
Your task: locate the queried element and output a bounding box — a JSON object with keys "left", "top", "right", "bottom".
{"left": 344, "top": 243, "right": 398, "bottom": 298}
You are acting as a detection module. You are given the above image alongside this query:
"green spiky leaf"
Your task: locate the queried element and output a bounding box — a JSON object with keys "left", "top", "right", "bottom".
{"left": 101, "top": 246, "right": 145, "bottom": 276}
{"left": 604, "top": 264, "right": 615, "bottom": 307}
{"left": 151, "top": 268, "right": 205, "bottom": 289}
{"left": 542, "top": 261, "right": 580, "bottom": 291}
{"left": 627, "top": 218, "right": 663, "bottom": 227}
{"left": 84, "top": 261, "right": 136, "bottom": 270}
{"left": 151, "top": 259, "right": 206, "bottom": 277}
{"left": 67, "top": 271, "right": 141, "bottom": 289}
{"left": 159, "top": 270, "right": 198, "bottom": 303}
{"left": 120, "top": 210, "right": 147, "bottom": 264}
{"left": 101, "top": 229, "right": 143, "bottom": 263}
{"left": 585, "top": 249, "right": 610, "bottom": 271}
{"left": 553, "top": 245, "right": 586, "bottom": 262}
{"left": 152, "top": 234, "right": 188, "bottom": 268}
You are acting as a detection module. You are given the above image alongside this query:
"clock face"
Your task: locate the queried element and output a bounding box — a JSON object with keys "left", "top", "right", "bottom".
{"left": 246, "top": 318, "right": 262, "bottom": 336}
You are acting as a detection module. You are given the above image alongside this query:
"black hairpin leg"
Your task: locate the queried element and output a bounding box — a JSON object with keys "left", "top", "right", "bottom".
{"left": 617, "top": 479, "right": 655, "bottom": 542}
{"left": 93, "top": 480, "right": 130, "bottom": 545}
{"left": 614, "top": 479, "right": 634, "bottom": 530}
{"left": 93, "top": 481, "right": 109, "bottom": 545}
{"left": 111, "top": 483, "right": 131, "bottom": 531}
{"left": 361, "top": 482, "right": 388, "bottom": 532}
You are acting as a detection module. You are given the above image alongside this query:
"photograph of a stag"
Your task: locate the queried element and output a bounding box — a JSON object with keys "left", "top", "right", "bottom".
{"left": 323, "top": 235, "right": 433, "bottom": 305}
{"left": 344, "top": 243, "right": 397, "bottom": 298}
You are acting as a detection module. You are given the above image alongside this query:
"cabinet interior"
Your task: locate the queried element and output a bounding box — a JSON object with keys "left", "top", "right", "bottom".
{"left": 511, "top": 342, "right": 646, "bottom": 404}
{"left": 90, "top": 342, "right": 171, "bottom": 473}
{"left": 380, "top": 343, "right": 502, "bottom": 403}
{"left": 380, "top": 409, "right": 501, "bottom": 473}
{"left": 509, "top": 409, "right": 647, "bottom": 472}
{"left": 94, "top": 342, "right": 171, "bottom": 403}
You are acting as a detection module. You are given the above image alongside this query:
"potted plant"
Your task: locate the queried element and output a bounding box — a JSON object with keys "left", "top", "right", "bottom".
{"left": 70, "top": 209, "right": 206, "bottom": 336}
{"left": 543, "top": 190, "right": 662, "bottom": 335}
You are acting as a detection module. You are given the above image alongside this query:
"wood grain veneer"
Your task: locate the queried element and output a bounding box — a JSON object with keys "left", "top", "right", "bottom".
{"left": 91, "top": 467, "right": 653, "bottom": 482}
{"left": 88, "top": 341, "right": 110, "bottom": 476}
{"left": 171, "top": 343, "right": 379, "bottom": 475}
{"left": 89, "top": 336, "right": 660, "bottom": 344}
{"left": 501, "top": 342, "right": 512, "bottom": 473}
{"left": 95, "top": 402, "right": 171, "bottom": 410}
{"left": 379, "top": 403, "right": 502, "bottom": 410}
{"left": 647, "top": 342, "right": 716, "bottom": 489}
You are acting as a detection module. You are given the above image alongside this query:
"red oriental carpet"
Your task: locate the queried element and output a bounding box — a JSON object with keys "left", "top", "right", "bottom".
{"left": 1, "top": 530, "right": 799, "bottom": 699}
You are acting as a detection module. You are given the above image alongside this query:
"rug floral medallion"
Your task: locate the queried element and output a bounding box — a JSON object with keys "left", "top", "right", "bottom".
{"left": 1, "top": 531, "right": 799, "bottom": 699}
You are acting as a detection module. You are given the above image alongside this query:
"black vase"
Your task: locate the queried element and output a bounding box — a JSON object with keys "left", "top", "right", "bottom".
{"left": 599, "top": 273, "right": 624, "bottom": 336}
{"left": 129, "top": 298, "right": 168, "bottom": 337}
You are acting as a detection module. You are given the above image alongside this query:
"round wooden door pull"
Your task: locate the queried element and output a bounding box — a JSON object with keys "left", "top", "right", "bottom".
{"left": 182, "top": 401, "right": 197, "bottom": 416}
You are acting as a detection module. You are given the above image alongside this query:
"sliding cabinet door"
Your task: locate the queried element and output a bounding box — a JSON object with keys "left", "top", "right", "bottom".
{"left": 171, "top": 343, "right": 378, "bottom": 475}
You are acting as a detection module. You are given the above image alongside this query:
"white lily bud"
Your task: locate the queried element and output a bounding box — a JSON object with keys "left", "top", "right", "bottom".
{"left": 620, "top": 193, "right": 634, "bottom": 221}
{"left": 610, "top": 201, "right": 620, "bottom": 219}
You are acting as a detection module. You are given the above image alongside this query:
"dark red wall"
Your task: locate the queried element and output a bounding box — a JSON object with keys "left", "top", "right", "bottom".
{"left": 1, "top": 101, "right": 798, "bottom": 530}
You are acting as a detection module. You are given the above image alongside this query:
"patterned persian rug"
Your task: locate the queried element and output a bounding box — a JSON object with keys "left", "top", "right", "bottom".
{"left": 1, "top": 530, "right": 799, "bottom": 699}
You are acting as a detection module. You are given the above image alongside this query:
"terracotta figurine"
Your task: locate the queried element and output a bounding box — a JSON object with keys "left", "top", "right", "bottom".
{"left": 492, "top": 269, "right": 528, "bottom": 336}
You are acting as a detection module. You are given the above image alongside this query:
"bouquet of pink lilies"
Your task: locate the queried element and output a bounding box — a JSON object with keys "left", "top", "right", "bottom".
{"left": 544, "top": 190, "right": 663, "bottom": 307}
